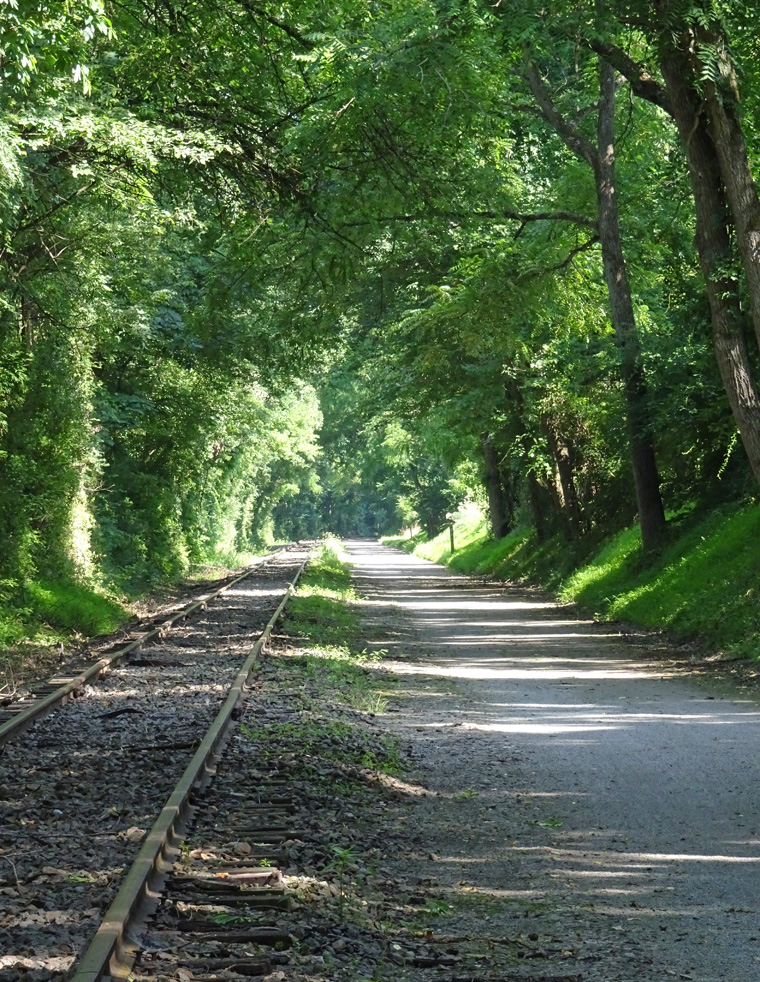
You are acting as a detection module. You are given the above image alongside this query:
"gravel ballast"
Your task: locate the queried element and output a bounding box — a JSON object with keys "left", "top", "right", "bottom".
{"left": 0, "top": 548, "right": 306, "bottom": 980}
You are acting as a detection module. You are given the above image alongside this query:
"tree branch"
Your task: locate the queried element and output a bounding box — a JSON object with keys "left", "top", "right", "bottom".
{"left": 343, "top": 209, "right": 597, "bottom": 230}
{"left": 588, "top": 40, "right": 672, "bottom": 116}
{"left": 523, "top": 60, "right": 597, "bottom": 171}
{"left": 517, "top": 233, "right": 600, "bottom": 282}
{"left": 235, "top": 0, "right": 315, "bottom": 50}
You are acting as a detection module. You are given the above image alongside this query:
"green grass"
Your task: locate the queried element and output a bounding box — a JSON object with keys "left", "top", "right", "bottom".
{"left": 0, "top": 578, "right": 128, "bottom": 650}
{"left": 282, "top": 539, "right": 393, "bottom": 714}
{"left": 387, "top": 501, "right": 760, "bottom": 660}
{"left": 187, "top": 543, "right": 273, "bottom": 581}
{"left": 384, "top": 503, "right": 486, "bottom": 564}
{"left": 283, "top": 538, "right": 359, "bottom": 646}
{"left": 564, "top": 505, "right": 760, "bottom": 655}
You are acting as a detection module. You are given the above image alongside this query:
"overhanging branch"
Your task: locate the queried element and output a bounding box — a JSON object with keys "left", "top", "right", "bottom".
{"left": 588, "top": 40, "right": 672, "bottom": 116}
{"left": 343, "top": 209, "right": 597, "bottom": 231}
{"left": 517, "top": 233, "right": 600, "bottom": 281}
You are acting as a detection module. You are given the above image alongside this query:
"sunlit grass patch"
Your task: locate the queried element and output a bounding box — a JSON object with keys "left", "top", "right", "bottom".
{"left": 597, "top": 505, "right": 760, "bottom": 656}
{"left": 558, "top": 525, "right": 642, "bottom": 608}
{"left": 284, "top": 538, "right": 359, "bottom": 645}
{"left": 384, "top": 503, "right": 488, "bottom": 565}
{"left": 283, "top": 593, "right": 358, "bottom": 646}
{"left": 25, "top": 579, "right": 126, "bottom": 635}
{"left": 300, "top": 536, "right": 354, "bottom": 591}
{"left": 555, "top": 505, "right": 760, "bottom": 657}
{"left": 282, "top": 539, "right": 393, "bottom": 712}
{"left": 0, "top": 578, "right": 128, "bottom": 653}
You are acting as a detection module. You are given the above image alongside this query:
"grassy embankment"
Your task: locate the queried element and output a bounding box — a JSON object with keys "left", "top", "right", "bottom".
{"left": 384, "top": 501, "right": 760, "bottom": 660}
{"left": 0, "top": 579, "right": 127, "bottom": 653}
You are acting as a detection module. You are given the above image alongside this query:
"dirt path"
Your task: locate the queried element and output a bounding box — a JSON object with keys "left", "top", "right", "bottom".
{"left": 346, "top": 539, "right": 760, "bottom": 982}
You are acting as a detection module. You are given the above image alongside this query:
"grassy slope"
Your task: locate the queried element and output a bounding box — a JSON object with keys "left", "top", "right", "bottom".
{"left": 0, "top": 544, "right": 270, "bottom": 655}
{"left": 385, "top": 502, "right": 760, "bottom": 660}
{"left": 0, "top": 579, "right": 128, "bottom": 650}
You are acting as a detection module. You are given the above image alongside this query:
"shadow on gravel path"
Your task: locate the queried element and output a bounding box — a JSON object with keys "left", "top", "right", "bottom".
{"left": 345, "top": 539, "right": 760, "bottom": 982}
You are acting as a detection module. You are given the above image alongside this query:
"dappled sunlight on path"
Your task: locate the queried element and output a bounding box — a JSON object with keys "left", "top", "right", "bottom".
{"left": 344, "top": 539, "right": 760, "bottom": 981}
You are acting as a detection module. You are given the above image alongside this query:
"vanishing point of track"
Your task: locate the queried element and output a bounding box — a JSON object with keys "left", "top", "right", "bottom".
{"left": 0, "top": 549, "right": 290, "bottom": 746}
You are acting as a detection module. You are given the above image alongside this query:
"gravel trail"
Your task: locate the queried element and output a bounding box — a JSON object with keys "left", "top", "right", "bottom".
{"left": 345, "top": 539, "right": 760, "bottom": 982}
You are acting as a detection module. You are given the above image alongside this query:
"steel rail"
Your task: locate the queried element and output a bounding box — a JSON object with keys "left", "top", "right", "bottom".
{"left": 71, "top": 557, "right": 307, "bottom": 982}
{"left": 0, "top": 550, "right": 283, "bottom": 749}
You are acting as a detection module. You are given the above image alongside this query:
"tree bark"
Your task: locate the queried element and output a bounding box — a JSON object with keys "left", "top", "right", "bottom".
{"left": 595, "top": 60, "right": 666, "bottom": 552}
{"left": 503, "top": 375, "right": 551, "bottom": 540}
{"left": 702, "top": 82, "right": 760, "bottom": 354}
{"left": 592, "top": 33, "right": 760, "bottom": 489}
{"left": 527, "top": 472, "right": 552, "bottom": 541}
{"left": 656, "top": 49, "right": 760, "bottom": 487}
{"left": 677, "top": 14, "right": 760, "bottom": 354}
{"left": 482, "top": 435, "right": 511, "bottom": 539}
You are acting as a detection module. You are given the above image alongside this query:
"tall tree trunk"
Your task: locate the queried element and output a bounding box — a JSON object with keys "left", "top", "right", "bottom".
{"left": 542, "top": 413, "right": 583, "bottom": 538}
{"left": 524, "top": 56, "right": 667, "bottom": 552}
{"left": 595, "top": 60, "right": 666, "bottom": 552}
{"left": 20, "top": 292, "right": 37, "bottom": 349}
{"left": 527, "top": 472, "right": 551, "bottom": 541}
{"left": 685, "top": 21, "right": 760, "bottom": 353}
{"left": 704, "top": 92, "right": 760, "bottom": 353}
{"left": 591, "top": 33, "right": 760, "bottom": 489}
{"left": 482, "top": 434, "right": 511, "bottom": 539}
{"left": 656, "top": 51, "right": 760, "bottom": 487}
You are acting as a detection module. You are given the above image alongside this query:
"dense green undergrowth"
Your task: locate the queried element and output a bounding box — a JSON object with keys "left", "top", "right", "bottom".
{"left": 384, "top": 501, "right": 760, "bottom": 660}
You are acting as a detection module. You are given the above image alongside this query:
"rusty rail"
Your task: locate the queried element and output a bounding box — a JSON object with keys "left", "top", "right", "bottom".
{"left": 71, "top": 557, "right": 306, "bottom": 982}
{"left": 0, "top": 550, "right": 283, "bottom": 749}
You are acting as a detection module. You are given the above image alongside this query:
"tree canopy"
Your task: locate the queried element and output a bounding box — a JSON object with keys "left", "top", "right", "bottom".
{"left": 2, "top": 0, "right": 760, "bottom": 602}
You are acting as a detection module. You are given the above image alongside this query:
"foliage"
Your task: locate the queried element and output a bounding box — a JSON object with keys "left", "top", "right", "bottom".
{"left": 3, "top": 0, "right": 760, "bottom": 660}
{"left": 0, "top": 577, "right": 126, "bottom": 649}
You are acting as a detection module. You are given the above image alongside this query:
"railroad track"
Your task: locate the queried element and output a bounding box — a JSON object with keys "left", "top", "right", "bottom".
{"left": 0, "top": 547, "right": 308, "bottom": 979}
{"left": 72, "top": 651, "right": 297, "bottom": 982}
{"left": 62, "top": 610, "right": 466, "bottom": 982}
{"left": 0, "top": 549, "right": 289, "bottom": 747}
{"left": 66, "top": 595, "right": 409, "bottom": 982}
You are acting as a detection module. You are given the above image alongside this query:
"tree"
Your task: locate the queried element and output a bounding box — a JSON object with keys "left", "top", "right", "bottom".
{"left": 586, "top": 4, "right": 760, "bottom": 487}
{"left": 517, "top": 51, "right": 667, "bottom": 550}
